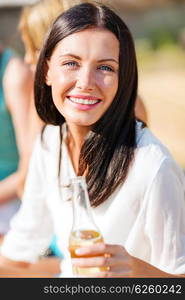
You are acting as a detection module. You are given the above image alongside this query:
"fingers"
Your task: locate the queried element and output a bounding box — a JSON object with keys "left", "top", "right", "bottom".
{"left": 72, "top": 255, "right": 114, "bottom": 268}
{"left": 74, "top": 243, "right": 126, "bottom": 257}
{"left": 73, "top": 243, "right": 131, "bottom": 268}
{"left": 71, "top": 243, "right": 133, "bottom": 277}
{"left": 72, "top": 256, "right": 131, "bottom": 273}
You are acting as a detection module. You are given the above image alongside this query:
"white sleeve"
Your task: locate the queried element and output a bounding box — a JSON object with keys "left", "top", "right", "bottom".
{"left": 0, "top": 136, "right": 54, "bottom": 263}
{"left": 144, "top": 158, "right": 185, "bottom": 274}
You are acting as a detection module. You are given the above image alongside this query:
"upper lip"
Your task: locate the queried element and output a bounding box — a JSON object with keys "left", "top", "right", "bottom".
{"left": 67, "top": 95, "right": 101, "bottom": 100}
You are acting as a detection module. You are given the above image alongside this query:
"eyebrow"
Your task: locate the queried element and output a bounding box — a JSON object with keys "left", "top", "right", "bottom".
{"left": 59, "top": 53, "right": 119, "bottom": 64}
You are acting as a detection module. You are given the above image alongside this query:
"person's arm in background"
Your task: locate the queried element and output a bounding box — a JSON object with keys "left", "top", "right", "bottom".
{"left": 0, "top": 57, "right": 33, "bottom": 204}
{"left": 17, "top": 91, "right": 44, "bottom": 198}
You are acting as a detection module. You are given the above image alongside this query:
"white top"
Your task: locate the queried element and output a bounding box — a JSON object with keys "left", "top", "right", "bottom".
{"left": 1, "top": 122, "right": 185, "bottom": 276}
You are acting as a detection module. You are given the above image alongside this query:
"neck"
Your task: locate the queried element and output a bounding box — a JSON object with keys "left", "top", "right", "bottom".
{"left": 67, "top": 123, "right": 90, "bottom": 151}
{"left": 66, "top": 123, "right": 91, "bottom": 174}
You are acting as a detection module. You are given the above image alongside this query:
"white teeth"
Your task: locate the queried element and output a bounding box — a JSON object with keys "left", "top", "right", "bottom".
{"left": 68, "top": 97, "right": 99, "bottom": 105}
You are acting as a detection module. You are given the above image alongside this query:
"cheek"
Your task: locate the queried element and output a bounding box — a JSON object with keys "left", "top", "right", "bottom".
{"left": 51, "top": 70, "right": 75, "bottom": 93}
{"left": 99, "top": 76, "right": 118, "bottom": 97}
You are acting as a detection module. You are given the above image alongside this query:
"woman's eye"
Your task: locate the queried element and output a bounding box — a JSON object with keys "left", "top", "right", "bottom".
{"left": 63, "top": 61, "right": 78, "bottom": 68}
{"left": 98, "top": 65, "right": 114, "bottom": 72}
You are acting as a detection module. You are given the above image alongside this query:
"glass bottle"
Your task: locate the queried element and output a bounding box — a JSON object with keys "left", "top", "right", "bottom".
{"left": 68, "top": 176, "right": 104, "bottom": 276}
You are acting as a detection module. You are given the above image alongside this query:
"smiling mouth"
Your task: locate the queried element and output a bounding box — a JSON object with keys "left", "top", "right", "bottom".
{"left": 67, "top": 96, "right": 101, "bottom": 105}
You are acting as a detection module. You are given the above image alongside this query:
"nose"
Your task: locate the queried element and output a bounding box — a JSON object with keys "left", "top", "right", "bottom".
{"left": 76, "top": 67, "right": 95, "bottom": 91}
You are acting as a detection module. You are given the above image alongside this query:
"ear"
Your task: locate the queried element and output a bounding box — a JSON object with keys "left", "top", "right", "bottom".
{"left": 45, "top": 61, "right": 51, "bottom": 86}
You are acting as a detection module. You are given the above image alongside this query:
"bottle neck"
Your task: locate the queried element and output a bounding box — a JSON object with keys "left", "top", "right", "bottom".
{"left": 71, "top": 177, "right": 99, "bottom": 232}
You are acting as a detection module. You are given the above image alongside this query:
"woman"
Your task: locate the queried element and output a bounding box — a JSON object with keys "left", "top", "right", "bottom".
{"left": 1, "top": 2, "right": 185, "bottom": 277}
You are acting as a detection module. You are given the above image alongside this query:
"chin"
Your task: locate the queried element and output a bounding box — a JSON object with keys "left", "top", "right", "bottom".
{"left": 74, "top": 121, "right": 94, "bottom": 127}
{"left": 66, "top": 117, "right": 97, "bottom": 127}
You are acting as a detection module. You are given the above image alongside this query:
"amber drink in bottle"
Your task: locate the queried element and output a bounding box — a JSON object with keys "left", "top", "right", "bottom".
{"left": 69, "top": 176, "right": 105, "bottom": 276}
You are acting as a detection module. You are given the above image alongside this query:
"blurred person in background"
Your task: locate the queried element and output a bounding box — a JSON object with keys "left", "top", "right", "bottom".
{"left": 0, "top": 45, "right": 32, "bottom": 244}
{"left": 0, "top": 44, "right": 59, "bottom": 278}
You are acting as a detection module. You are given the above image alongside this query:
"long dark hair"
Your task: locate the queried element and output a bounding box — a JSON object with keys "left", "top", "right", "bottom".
{"left": 34, "top": 2, "right": 138, "bottom": 207}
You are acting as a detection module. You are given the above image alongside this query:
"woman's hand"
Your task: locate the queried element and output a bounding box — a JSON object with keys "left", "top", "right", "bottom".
{"left": 71, "top": 243, "right": 133, "bottom": 277}
{"left": 71, "top": 243, "right": 178, "bottom": 278}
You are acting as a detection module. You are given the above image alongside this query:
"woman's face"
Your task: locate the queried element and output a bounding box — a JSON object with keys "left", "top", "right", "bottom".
{"left": 46, "top": 27, "right": 119, "bottom": 128}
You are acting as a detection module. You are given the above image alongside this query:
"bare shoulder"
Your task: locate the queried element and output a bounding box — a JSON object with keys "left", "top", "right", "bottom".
{"left": 3, "top": 56, "right": 33, "bottom": 110}
{"left": 3, "top": 56, "right": 33, "bottom": 87}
